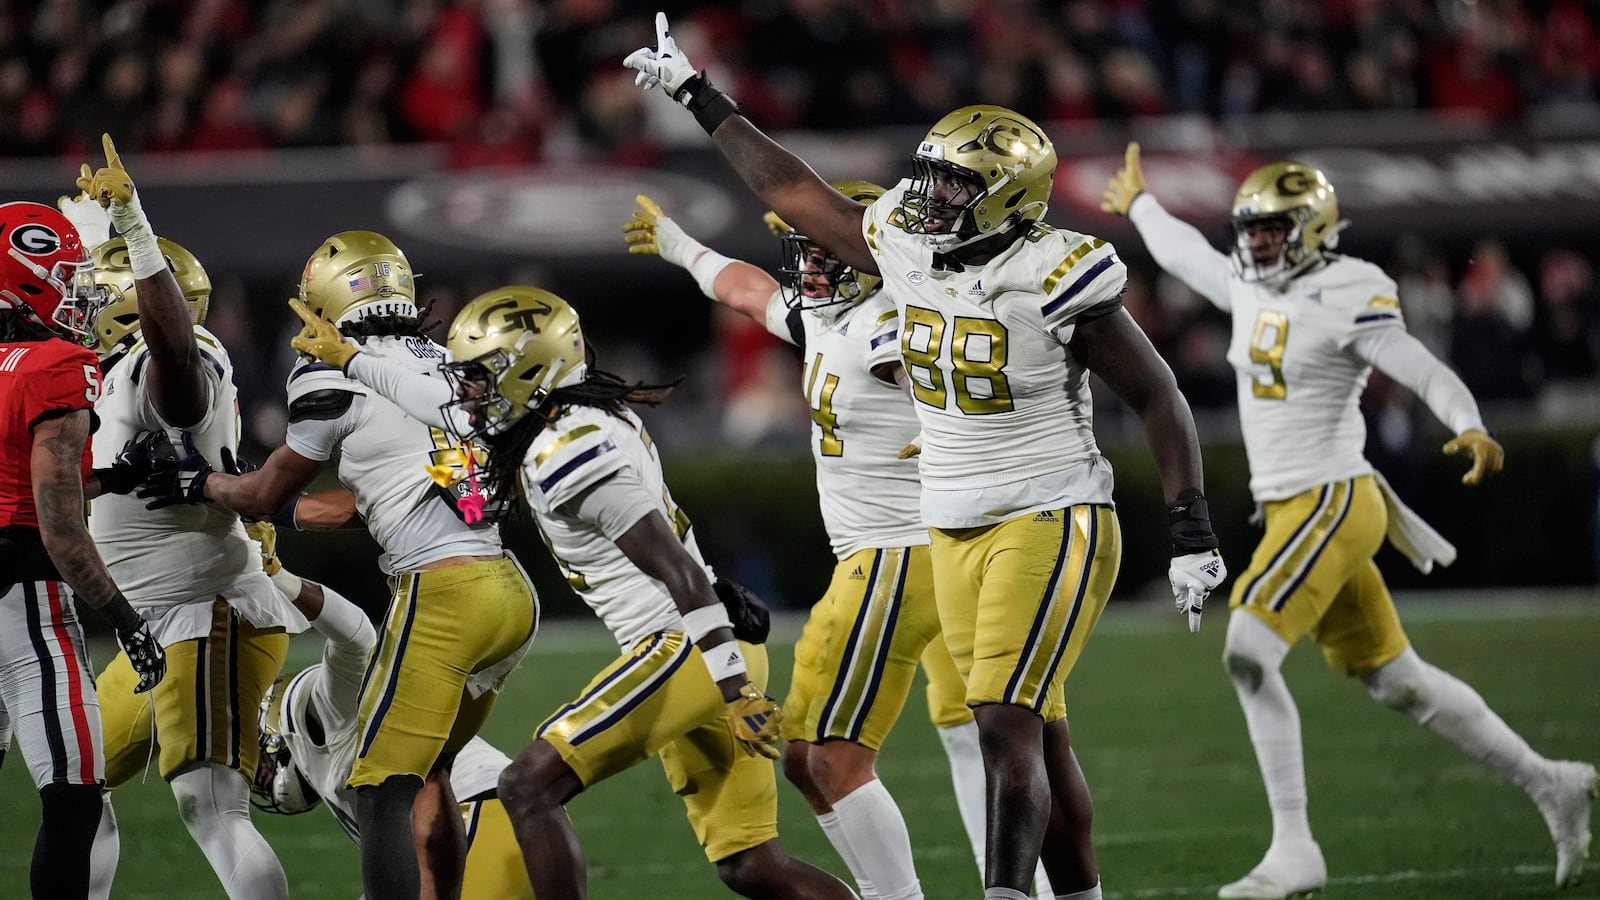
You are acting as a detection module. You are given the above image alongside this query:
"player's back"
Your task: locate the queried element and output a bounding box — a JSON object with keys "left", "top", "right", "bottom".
{"left": 0, "top": 337, "right": 98, "bottom": 528}
{"left": 1224, "top": 255, "right": 1396, "bottom": 501}
{"left": 90, "top": 326, "right": 257, "bottom": 603}
{"left": 285, "top": 334, "right": 502, "bottom": 573}
{"left": 520, "top": 405, "right": 701, "bottom": 647}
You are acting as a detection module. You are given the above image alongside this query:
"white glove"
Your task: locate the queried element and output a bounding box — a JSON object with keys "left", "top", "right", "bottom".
{"left": 1168, "top": 550, "right": 1226, "bottom": 634}
{"left": 622, "top": 12, "right": 698, "bottom": 98}
{"left": 55, "top": 193, "right": 113, "bottom": 253}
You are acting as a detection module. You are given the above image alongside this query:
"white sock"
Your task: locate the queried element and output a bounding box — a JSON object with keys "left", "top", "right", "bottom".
{"left": 818, "top": 809, "right": 878, "bottom": 899}
{"left": 985, "top": 889, "right": 1030, "bottom": 900}
{"left": 937, "top": 721, "right": 988, "bottom": 877}
{"left": 832, "top": 779, "right": 922, "bottom": 900}
{"left": 1363, "top": 648, "right": 1548, "bottom": 793}
{"left": 170, "top": 762, "right": 290, "bottom": 900}
{"left": 89, "top": 793, "right": 118, "bottom": 900}
{"left": 1224, "top": 614, "right": 1312, "bottom": 848}
{"left": 1034, "top": 860, "right": 1054, "bottom": 900}
{"left": 1055, "top": 880, "right": 1102, "bottom": 900}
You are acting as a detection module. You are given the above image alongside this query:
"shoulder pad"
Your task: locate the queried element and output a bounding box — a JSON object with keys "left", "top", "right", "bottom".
{"left": 527, "top": 413, "right": 626, "bottom": 509}
{"left": 288, "top": 389, "right": 357, "bottom": 424}
{"left": 287, "top": 362, "right": 365, "bottom": 402}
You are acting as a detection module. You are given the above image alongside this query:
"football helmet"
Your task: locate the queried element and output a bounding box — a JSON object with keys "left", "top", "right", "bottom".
{"left": 1230, "top": 161, "right": 1347, "bottom": 287}
{"left": 0, "top": 201, "right": 108, "bottom": 342}
{"left": 298, "top": 231, "right": 417, "bottom": 328}
{"left": 250, "top": 672, "right": 320, "bottom": 816}
{"left": 899, "top": 106, "right": 1056, "bottom": 252}
{"left": 769, "top": 180, "right": 886, "bottom": 311}
{"left": 441, "top": 286, "right": 587, "bottom": 440}
{"left": 89, "top": 237, "right": 211, "bottom": 357}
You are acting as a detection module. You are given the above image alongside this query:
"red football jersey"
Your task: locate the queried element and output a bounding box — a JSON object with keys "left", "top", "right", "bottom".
{"left": 0, "top": 338, "right": 102, "bottom": 527}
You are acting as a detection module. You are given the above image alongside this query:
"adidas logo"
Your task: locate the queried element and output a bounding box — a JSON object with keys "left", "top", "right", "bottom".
{"left": 838, "top": 322, "right": 849, "bottom": 336}
{"left": 1032, "top": 510, "right": 1057, "bottom": 522}
{"left": 968, "top": 278, "right": 986, "bottom": 297}
{"left": 848, "top": 566, "right": 866, "bottom": 580}
{"left": 1201, "top": 559, "right": 1223, "bottom": 578}
{"left": 725, "top": 650, "right": 741, "bottom": 667}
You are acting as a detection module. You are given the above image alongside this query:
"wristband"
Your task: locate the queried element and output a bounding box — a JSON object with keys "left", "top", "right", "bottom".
{"left": 673, "top": 73, "right": 739, "bottom": 135}
{"left": 268, "top": 567, "right": 304, "bottom": 603}
{"left": 108, "top": 193, "right": 165, "bottom": 280}
{"left": 701, "top": 639, "right": 748, "bottom": 682}
{"left": 103, "top": 598, "right": 145, "bottom": 636}
{"left": 91, "top": 464, "right": 139, "bottom": 497}
{"left": 1168, "top": 488, "right": 1219, "bottom": 554}
{"left": 682, "top": 602, "right": 734, "bottom": 643}
{"left": 688, "top": 249, "right": 735, "bottom": 301}
{"left": 273, "top": 494, "right": 305, "bottom": 530}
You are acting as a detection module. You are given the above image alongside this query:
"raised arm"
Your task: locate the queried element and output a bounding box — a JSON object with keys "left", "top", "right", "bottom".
{"left": 1102, "top": 143, "right": 1233, "bottom": 310}
{"left": 623, "top": 12, "right": 875, "bottom": 275}
{"left": 80, "top": 134, "right": 209, "bottom": 427}
{"left": 623, "top": 195, "right": 779, "bottom": 322}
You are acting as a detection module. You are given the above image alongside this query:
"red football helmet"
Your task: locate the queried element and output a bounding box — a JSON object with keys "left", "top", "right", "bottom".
{"left": 0, "top": 201, "right": 107, "bottom": 340}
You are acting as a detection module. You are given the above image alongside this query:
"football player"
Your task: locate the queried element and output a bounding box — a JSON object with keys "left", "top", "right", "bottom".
{"left": 625, "top": 17, "right": 1225, "bottom": 900}
{"left": 624, "top": 188, "right": 1053, "bottom": 899}
{"left": 0, "top": 198, "right": 165, "bottom": 899}
{"left": 1103, "top": 144, "right": 1598, "bottom": 897}
{"left": 143, "top": 229, "right": 539, "bottom": 900}
{"left": 242, "top": 520, "right": 534, "bottom": 900}
{"left": 63, "top": 136, "right": 308, "bottom": 900}
{"left": 289, "top": 286, "right": 856, "bottom": 899}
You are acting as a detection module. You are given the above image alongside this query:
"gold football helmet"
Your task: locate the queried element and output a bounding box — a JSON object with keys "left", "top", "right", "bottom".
{"left": 250, "top": 672, "right": 319, "bottom": 816}
{"left": 89, "top": 236, "right": 211, "bottom": 357}
{"left": 769, "top": 180, "right": 886, "bottom": 311}
{"left": 1230, "top": 161, "right": 1347, "bottom": 287}
{"left": 900, "top": 105, "right": 1056, "bottom": 252}
{"left": 441, "top": 286, "right": 587, "bottom": 439}
{"left": 298, "top": 231, "right": 416, "bottom": 327}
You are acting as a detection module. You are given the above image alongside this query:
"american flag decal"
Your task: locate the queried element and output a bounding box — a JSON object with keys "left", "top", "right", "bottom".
{"left": 348, "top": 275, "right": 373, "bottom": 292}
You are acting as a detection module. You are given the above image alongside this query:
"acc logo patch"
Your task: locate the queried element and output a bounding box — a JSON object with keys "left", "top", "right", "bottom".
{"left": 10, "top": 223, "right": 61, "bottom": 256}
{"left": 907, "top": 270, "right": 928, "bottom": 285}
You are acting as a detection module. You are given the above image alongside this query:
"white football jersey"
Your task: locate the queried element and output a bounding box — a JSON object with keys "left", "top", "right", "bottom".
{"left": 863, "top": 182, "right": 1127, "bottom": 527}
{"left": 521, "top": 405, "right": 705, "bottom": 647}
{"left": 1222, "top": 257, "right": 1404, "bottom": 501}
{"left": 284, "top": 335, "right": 502, "bottom": 574}
{"left": 90, "top": 327, "right": 300, "bottom": 642}
{"left": 761, "top": 289, "right": 927, "bottom": 558}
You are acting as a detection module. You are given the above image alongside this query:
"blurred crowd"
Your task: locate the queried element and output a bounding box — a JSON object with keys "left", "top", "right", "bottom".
{"left": 3, "top": 0, "right": 1600, "bottom": 163}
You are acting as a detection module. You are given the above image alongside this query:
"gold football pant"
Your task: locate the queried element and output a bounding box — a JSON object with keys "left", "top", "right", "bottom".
{"left": 99, "top": 600, "right": 289, "bottom": 784}
{"left": 930, "top": 505, "right": 1121, "bottom": 720}
{"left": 1229, "top": 475, "right": 1410, "bottom": 676}
{"left": 782, "top": 545, "right": 942, "bottom": 748}
{"left": 536, "top": 631, "right": 778, "bottom": 863}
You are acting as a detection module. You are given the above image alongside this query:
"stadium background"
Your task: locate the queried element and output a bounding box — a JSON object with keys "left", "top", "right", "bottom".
{"left": 1, "top": 1, "right": 1597, "bottom": 897}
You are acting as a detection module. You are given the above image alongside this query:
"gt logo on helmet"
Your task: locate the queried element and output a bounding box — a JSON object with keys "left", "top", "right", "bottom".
{"left": 478, "top": 297, "right": 552, "bottom": 333}
{"left": 10, "top": 223, "right": 62, "bottom": 256}
{"left": 1275, "top": 171, "right": 1312, "bottom": 195}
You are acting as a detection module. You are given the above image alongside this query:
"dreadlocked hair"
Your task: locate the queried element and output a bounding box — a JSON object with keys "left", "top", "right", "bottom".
{"left": 0, "top": 310, "right": 56, "bottom": 343}
{"left": 479, "top": 367, "right": 684, "bottom": 516}
{"left": 337, "top": 298, "right": 441, "bottom": 344}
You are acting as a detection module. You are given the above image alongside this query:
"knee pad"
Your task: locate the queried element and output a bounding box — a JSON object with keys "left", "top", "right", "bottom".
{"left": 169, "top": 763, "right": 250, "bottom": 831}
{"left": 1222, "top": 613, "right": 1290, "bottom": 693}
{"left": 1362, "top": 648, "right": 1429, "bottom": 714}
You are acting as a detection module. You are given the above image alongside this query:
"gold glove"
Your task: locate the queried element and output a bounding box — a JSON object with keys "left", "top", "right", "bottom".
{"left": 725, "top": 682, "right": 781, "bottom": 759}
{"left": 243, "top": 520, "right": 282, "bottom": 577}
{"left": 78, "top": 133, "right": 136, "bottom": 208}
{"left": 623, "top": 194, "right": 665, "bottom": 255}
{"left": 1100, "top": 142, "right": 1146, "bottom": 217}
{"left": 288, "top": 297, "right": 359, "bottom": 371}
{"left": 1442, "top": 429, "right": 1504, "bottom": 486}
{"left": 896, "top": 441, "right": 921, "bottom": 459}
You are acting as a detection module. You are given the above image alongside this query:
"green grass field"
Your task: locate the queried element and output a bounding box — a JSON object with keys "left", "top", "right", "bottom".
{"left": 3, "top": 596, "right": 1597, "bottom": 900}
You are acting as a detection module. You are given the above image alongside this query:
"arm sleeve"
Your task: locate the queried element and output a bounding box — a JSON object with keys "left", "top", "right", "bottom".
{"left": 345, "top": 352, "right": 464, "bottom": 433}
{"left": 1350, "top": 326, "right": 1485, "bottom": 435}
{"left": 284, "top": 393, "right": 364, "bottom": 462}
{"left": 1127, "top": 193, "right": 1234, "bottom": 311}
{"left": 558, "top": 468, "right": 659, "bottom": 541}
{"left": 310, "top": 585, "right": 376, "bottom": 730}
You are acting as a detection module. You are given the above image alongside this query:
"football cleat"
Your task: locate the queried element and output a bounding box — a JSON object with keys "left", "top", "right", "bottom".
{"left": 1218, "top": 841, "right": 1326, "bottom": 900}
{"left": 1533, "top": 759, "right": 1596, "bottom": 888}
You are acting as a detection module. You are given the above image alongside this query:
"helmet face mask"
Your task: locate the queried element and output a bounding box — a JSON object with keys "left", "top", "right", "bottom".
{"left": 250, "top": 674, "right": 320, "bottom": 816}
{"left": 897, "top": 106, "right": 1056, "bottom": 253}
{"left": 772, "top": 180, "right": 886, "bottom": 311}
{"left": 0, "top": 201, "right": 110, "bottom": 344}
{"left": 1229, "top": 161, "right": 1346, "bottom": 288}
{"left": 90, "top": 237, "right": 211, "bottom": 357}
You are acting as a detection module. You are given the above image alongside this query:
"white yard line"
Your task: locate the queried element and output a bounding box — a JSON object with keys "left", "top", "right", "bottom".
{"left": 1105, "top": 863, "right": 1555, "bottom": 899}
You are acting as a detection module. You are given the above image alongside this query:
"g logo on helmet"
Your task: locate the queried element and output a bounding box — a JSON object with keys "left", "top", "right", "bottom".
{"left": 1275, "top": 171, "right": 1312, "bottom": 196}
{"left": 10, "top": 223, "right": 61, "bottom": 257}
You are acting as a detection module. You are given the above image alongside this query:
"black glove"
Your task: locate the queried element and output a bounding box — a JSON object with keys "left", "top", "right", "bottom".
{"left": 102, "top": 601, "right": 166, "bottom": 694}
{"left": 137, "top": 436, "right": 238, "bottom": 510}
{"left": 91, "top": 430, "right": 162, "bottom": 496}
{"left": 714, "top": 577, "right": 771, "bottom": 645}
